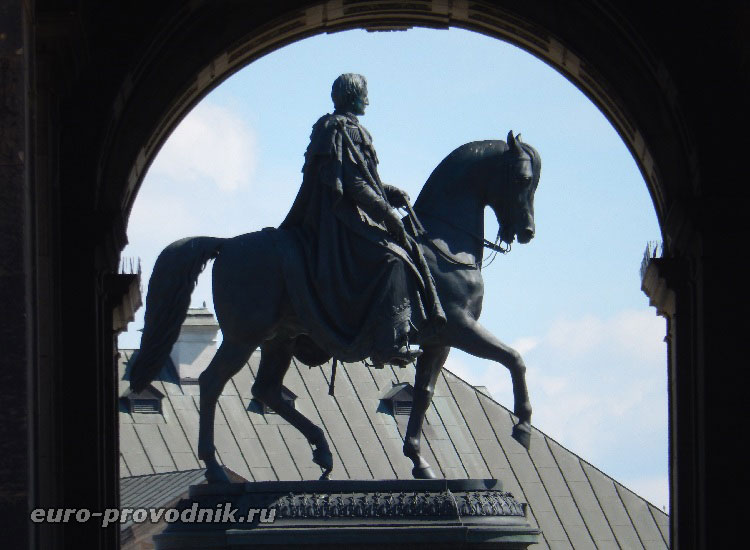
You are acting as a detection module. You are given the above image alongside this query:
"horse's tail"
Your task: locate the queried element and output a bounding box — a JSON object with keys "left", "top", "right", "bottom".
{"left": 129, "top": 236, "right": 225, "bottom": 392}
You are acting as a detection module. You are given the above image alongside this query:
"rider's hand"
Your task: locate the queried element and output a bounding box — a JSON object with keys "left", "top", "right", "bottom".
{"left": 392, "top": 190, "right": 410, "bottom": 208}
{"left": 383, "top": 211, "right": 409, "bottom": 247}
{"left": 384, "top": 185, "right": 410, "bottom": 208}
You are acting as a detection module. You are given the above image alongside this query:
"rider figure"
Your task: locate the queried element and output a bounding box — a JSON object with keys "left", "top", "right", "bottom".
{"left": 280, "top": 73, "right": 445, "bottom": 366}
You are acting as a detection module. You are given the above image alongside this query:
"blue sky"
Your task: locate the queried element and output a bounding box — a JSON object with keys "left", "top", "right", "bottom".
{"left": 119, "top": 28, "right": 667, "bottom": 510}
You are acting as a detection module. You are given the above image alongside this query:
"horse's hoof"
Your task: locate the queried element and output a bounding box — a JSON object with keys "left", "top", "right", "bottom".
{"left": 512, "top": 422, "right": 532, "bottom": 450}
{"left": 312, "top": 446, "right": 333, "bottom": 480}
{"left": 204, "top": 463, "right": 231, "bottom": 484}
{"left": 412, "top": 465, "right": 437, "bottom": 479}
{"left": 318, "top": 468, "right": 332, "bottom": 480}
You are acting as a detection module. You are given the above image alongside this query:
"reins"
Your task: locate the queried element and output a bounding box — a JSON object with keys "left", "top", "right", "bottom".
{"left": 408, "top": 207, "right": 510, "bottom": 270}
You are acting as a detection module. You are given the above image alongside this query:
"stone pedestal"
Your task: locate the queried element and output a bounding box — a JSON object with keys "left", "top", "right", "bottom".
{"left": 154, "top": 479, "right": 540, "bottom": 549}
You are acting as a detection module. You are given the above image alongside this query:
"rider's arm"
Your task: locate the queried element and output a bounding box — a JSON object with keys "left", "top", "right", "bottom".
{"left": 345, "top": 178, "right": 391, "bottom": 220}
{"left": 340, "top": 148, "right": 408, "bottom": 244}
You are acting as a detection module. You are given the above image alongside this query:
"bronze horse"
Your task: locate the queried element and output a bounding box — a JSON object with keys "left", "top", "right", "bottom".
{"left": 130, "top": 131, "right": 541, "bottom": 482}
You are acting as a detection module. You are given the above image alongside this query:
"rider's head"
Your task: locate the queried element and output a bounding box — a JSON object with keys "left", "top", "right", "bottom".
{"left": 332, "top": 73, "right": 368, "bottom": 115}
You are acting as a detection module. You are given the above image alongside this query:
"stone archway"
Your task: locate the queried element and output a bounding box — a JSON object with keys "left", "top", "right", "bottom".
{"left": 10, "top": 2, "right": 742, "bottom": 549}
{"left": 101, "top": 7, "right": 695, "bottom": 544}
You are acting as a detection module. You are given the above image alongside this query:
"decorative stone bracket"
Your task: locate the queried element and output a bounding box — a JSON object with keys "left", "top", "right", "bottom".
{"left": 105, "top": 271, "right": 142, "bottom": 334}
{"left": 641, "top": 257, "right": 677, "bottom": 318}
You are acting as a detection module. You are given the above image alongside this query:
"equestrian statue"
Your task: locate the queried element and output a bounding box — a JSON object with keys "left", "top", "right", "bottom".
{"left": 129, "top": 73, "right": 542, "bottom": 482}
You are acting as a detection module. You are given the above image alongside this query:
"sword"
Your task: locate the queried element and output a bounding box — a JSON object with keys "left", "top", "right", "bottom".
{"left": 404, "top": 200, "right": 426, "bottom": 236}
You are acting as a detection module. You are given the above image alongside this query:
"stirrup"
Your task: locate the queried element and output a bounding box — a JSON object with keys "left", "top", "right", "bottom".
{"left": 369, "top": 346, "right": 422, "bottom": 368}
{"left": 388, "top": 346, "right": 422, "bottom": 366}
{"left": 312, "top": 446, "right": 333, "bottom": 480}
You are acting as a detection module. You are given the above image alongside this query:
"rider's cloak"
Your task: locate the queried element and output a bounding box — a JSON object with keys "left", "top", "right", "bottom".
{"left": 278, "top": 112, "right": 428, "bottom": 362}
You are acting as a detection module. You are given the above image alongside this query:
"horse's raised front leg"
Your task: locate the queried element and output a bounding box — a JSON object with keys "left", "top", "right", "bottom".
{"left": 251, "top": 338, "right": 334, "bottom": 480}
{"left": 403, "top": 346, "right": 450, "bottom": 479}
{"left": 198, "top": 339, "right": 257, "bottom": 483}
{"left": 449, "top": 315, "right": 533, "bottom": 449}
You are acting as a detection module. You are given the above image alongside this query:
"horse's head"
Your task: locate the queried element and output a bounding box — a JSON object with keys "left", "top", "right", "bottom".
{"left": 489, "top": 131, "right": 540, "bottom": 246}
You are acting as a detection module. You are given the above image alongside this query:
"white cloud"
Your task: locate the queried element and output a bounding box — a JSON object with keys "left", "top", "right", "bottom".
{"left": 149, "top": 102, "right": 257, "bottom": 192}
{"left": 545, "top": 314, "right": 604, "bottom": 356}
{"left": 126, "top": 190, "right": 194, "bottom": 245}
{"left": 532, "top": 370, "right": 569, "bottom": 397}
{"left": 512, "top": 336, "right": 539, "bottom": 355}
{"left": 443, "top": 353, "right": 512, "bottom": 402}
{"left": 541, "top": 310, "right": 664, "bottom": 365}
{"left": 609, "top": 309, "right": 666, "bottom": 361}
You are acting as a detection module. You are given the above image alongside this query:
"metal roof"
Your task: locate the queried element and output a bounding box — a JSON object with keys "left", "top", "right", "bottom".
{"left": 119, "top": 350, "right": 669, "bottom": 549}
{"left": 120, "top": 469, "right": 207, "bottom": 511}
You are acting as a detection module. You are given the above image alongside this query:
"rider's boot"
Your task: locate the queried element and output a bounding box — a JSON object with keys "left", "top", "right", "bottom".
{"left": 371, "top": 322, "right": 422, "bottom": 367}
{"left": 370, "top": 346, "right": 422, "bottom": 368}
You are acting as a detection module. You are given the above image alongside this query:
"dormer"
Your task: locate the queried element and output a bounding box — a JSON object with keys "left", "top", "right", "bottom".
{"left": 122, "top": 385, "right": 164, "bottom": 414}
{"left": 169, "top": 303, "right": 220, "bottom": 384}
{"left": 250, "top": 386, "right": 297, "bottom": 415}
{"left": 380, "top": 382, "right": 414, "bottom": 416}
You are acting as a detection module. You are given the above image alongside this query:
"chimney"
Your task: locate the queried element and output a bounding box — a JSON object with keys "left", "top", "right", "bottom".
{"left": 169, "top": 302, "right": 220, "bottom": 383}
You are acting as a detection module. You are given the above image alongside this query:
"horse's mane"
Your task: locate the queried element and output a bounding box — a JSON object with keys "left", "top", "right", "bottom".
{"left": 415, "top": 138, "right": 540, "bottom": 208}
{"left": 438, "top": 140, "right": 508, "bottom": 173}
{"left": 414, "top": 140, "right": 503, "bottom": 206}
